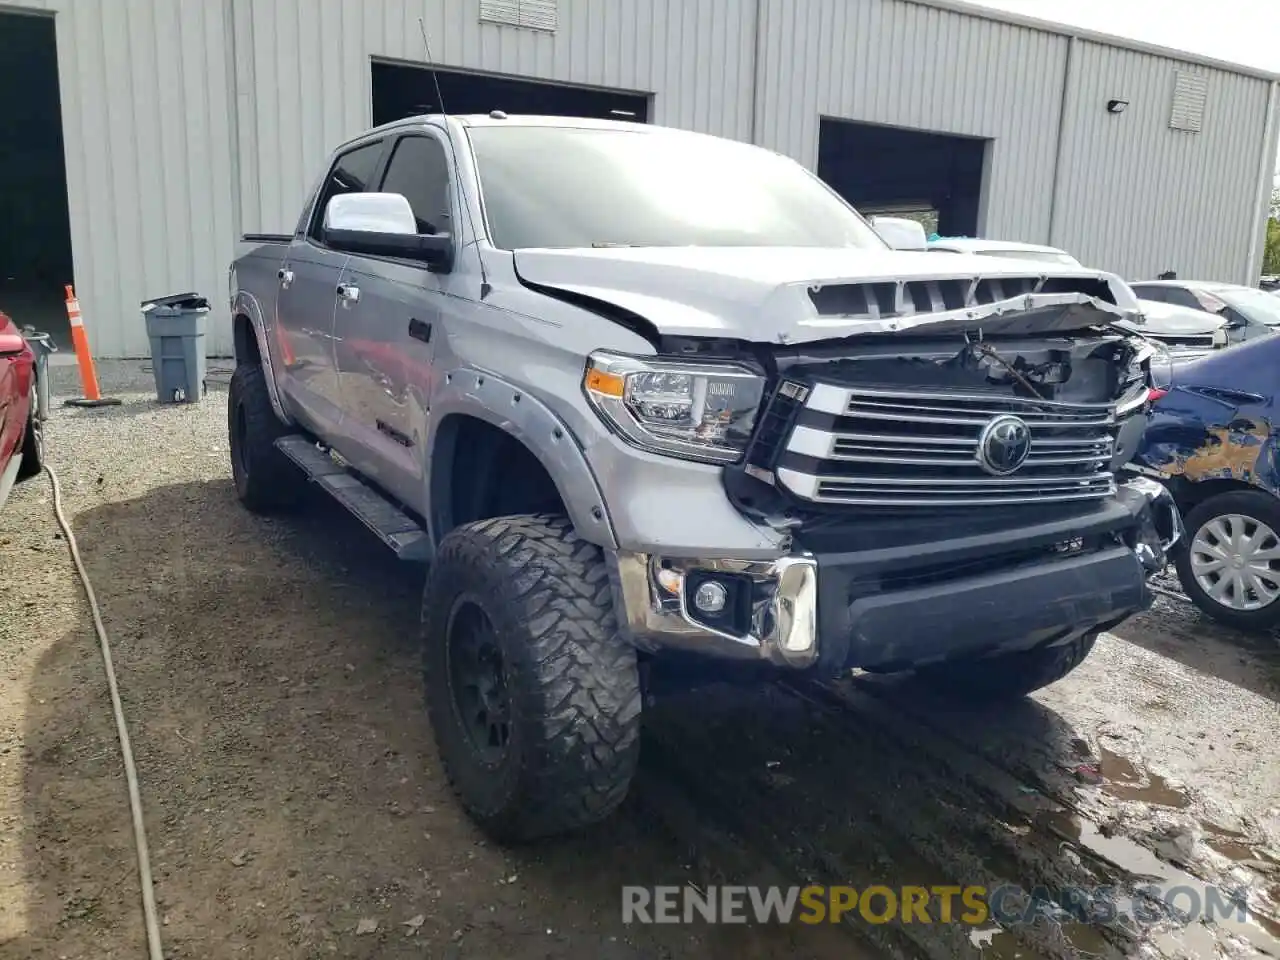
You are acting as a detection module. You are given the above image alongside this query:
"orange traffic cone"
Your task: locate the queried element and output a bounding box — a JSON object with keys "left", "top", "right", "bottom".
{"left": 63, "top": 284, "right": 121, "bottom": 408}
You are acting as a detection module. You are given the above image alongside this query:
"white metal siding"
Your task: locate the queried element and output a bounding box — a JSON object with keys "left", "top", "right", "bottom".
{"left": 25, "top": 0, "right": 1280, "bottom": 357}
{"left": 19, "top": 0, "right": 239, "bottom": 357}
{"left": 1052, "top": 41, "right": 1271, "bottom": 283}
{"left": 755, "top": 0, "right": 1070, "bottom": 243}
{"left": 232, "top": 0, "right": 758, "bottom": 236}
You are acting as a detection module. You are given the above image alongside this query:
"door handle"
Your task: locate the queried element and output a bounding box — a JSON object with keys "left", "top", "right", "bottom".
{"left": 336, "top": 283, "right": 360, "bottom": 304}
{"left": 278, "top": 267, "right": 294, "bottom": 287}
{"left": 408, "top": 318, "right": 432, "bottom": 343}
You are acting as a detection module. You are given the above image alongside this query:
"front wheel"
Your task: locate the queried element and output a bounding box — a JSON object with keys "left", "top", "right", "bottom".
{"left": 421, "top": 514, "right": 641, "bottom": 843}
{"left": 912, "top": 633, "right": 1099, "bottom": 701}
{"left": 1174, "top": 489, "right": 1280, "bottom": 632}
{"left": 16, "top": 380, "right": 43, "bottom": 481}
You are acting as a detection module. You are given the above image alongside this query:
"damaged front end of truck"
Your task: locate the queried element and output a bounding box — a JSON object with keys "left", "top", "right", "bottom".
{"left": 600, "top": 265, "right": 1184, "bottom": 675}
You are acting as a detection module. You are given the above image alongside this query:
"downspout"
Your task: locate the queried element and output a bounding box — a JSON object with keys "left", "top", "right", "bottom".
{"left": 1045, "top": 35, "right": 1076, "bottom": 247}
{"left": 1245, "top": 80, "right": 1279, "bottom": 283}
{"left": 747, "top": 0, "right": 763, "bottom": 145}
{"left": 223, "top": 0, "right": 242, "bottom": 242}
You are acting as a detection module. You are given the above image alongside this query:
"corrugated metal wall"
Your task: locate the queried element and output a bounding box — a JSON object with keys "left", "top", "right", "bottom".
{"left": 232, "top": 0, "right": 758, "bottom": 235}
{"left": 1051, "top": 40, "right": 1275, "bottom": 282}
{"left": 22, "top": 0, "right": 1280, "bottom": 356}
{"left": 25, "top": 0, "right": 239, "bottom": 356}
{"left": 755, "top": 0, "right": 1070, "bottom": 244}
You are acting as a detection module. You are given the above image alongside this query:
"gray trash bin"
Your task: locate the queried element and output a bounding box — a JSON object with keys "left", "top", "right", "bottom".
{"left": 142, "top": 293, "right": 209, "bottom": 403}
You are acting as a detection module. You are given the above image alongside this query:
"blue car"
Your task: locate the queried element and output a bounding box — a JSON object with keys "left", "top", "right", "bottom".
{"left": 1131, "top": 335, "right": 1280, "bottom": 630}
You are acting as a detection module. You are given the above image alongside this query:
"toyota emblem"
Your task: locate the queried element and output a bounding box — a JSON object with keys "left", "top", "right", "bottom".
{"left": 977, "top": 415, "right": 1032, "bottom": 476}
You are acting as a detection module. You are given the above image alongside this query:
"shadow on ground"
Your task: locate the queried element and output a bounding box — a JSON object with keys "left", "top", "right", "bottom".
{"left": 1115, "top": 593, "right": 1280, "bottom": 704}
{"left": 8, "top": 480, "right": 865, "bottom": 959}
{"left": 9, "top": 478, "right": 1242, "bottom": 959}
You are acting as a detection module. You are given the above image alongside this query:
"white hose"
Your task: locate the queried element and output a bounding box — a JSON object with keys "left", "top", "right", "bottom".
{"left": 45, "top": 464, "right": 165, "bottom": 960}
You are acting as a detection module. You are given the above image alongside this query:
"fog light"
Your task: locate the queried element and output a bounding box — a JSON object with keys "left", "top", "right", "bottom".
{"left": 693, "top": 580, "right": 728, "bottom": 614}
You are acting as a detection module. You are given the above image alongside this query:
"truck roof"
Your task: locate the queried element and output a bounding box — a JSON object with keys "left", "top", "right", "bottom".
{"left": 367, "top": 112, "right": 656, "bottom": 136}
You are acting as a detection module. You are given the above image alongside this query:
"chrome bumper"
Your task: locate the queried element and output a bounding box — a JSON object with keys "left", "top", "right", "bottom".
{"left": 612, "top": 552, "right": 821, "bottom": 668}
{"left": 610, "top": 476, "right": 1182, "bottom": 671}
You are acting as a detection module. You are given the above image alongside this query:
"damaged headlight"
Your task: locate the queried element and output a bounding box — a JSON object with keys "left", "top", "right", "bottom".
{"left": 583, "top": 351, "right": 766, "bottom": 463}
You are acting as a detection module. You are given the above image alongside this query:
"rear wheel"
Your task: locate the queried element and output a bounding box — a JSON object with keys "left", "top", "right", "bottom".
{"left": 228, "top": 364, "right": 299, "bottom": 514}
{"left": 913, "top": 633, "right": 1099, "bottom": 701}
{"left": 1174, "top": 490, "right": 1280, "bottom": 632}
{"left": 421, "top": 514, "right": 641, "bottom": 843}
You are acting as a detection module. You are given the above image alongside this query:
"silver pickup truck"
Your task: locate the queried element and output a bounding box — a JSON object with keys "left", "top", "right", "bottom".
{"left": 228, "top": 113, "right": 1180, "bottom": 843}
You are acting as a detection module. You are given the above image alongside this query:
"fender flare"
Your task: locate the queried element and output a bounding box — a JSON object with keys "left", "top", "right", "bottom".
{"left": 231, "top": 290, "right": 292, "bottom": 424}
{"left": 428, "top": 367, "right": 618, "bottom": 550}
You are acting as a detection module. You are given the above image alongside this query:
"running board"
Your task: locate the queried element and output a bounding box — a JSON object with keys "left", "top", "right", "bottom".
{"left": 274, "top": 435, "right": 430, "bottom": 561}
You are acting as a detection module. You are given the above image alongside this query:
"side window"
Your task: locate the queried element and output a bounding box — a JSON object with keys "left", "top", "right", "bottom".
{"left": 1190, "top": 290, "right": 1227, "bottom": 314}
{"left": 378, "top": 135, "right": 452, "bottom": 235}
{"left": 1131, "top": 286, "right": 1169, "bottom": 304}
{"left": 307, "top": 140, "right": 386, "bottom": 241}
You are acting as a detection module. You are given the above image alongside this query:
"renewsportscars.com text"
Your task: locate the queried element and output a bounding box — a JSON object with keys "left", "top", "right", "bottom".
{"left": 621, "top": 884, "right": 1249, "bottom": 927}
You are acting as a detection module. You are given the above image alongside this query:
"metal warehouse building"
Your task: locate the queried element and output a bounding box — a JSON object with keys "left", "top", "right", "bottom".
{"left": 3, "top": 0, "right": 1278, "bottom": 358}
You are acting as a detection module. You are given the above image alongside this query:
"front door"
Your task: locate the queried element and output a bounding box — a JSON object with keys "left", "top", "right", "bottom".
{"left": 276, "top": 137, "right": 390, "bottom": 435}
{"left": 330, "top": 131, "right": 453, "bottom": 511}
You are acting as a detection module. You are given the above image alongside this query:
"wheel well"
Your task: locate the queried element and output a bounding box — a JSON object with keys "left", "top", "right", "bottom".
{"left": 431, "top": 415, "right": 566, "bottom": 536}
{"left": 233, "top": 313, "right": 261, "bottom": 366}
{"left": 1168, "top": 476, "right": 1261, "bottom": 514}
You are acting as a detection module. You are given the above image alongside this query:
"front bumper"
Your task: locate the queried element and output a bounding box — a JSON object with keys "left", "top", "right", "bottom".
{"left": 611, "top": 476, "right": 1181, "bottom": 671}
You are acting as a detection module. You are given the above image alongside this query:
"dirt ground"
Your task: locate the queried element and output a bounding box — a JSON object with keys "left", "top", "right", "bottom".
{"left": 1, "top": 365, "right": 1278, "bottom": 960}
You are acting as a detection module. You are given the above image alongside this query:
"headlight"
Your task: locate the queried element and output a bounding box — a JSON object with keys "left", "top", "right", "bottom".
{"left": 583, "top": 351, "right": 766, "bottom": 463}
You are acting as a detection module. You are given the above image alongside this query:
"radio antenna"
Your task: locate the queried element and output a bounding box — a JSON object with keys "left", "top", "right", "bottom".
{"left": 417, "top": 16, "right": 491, "bottom": 298}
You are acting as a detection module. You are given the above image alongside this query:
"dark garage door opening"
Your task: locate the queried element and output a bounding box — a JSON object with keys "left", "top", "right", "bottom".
{"left": 818, "top": 118, "right": 988, "bottom": 239}
{"left": 0, "top": 12, "right": 74, "bottom": 350}
{"left": 371, "top": 61, "right": 650, "bottom": 128}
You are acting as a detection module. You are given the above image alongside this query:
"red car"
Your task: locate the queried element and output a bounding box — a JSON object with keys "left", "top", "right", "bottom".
{"left": 0, "top": 312, "right": 44, "bottom": 507}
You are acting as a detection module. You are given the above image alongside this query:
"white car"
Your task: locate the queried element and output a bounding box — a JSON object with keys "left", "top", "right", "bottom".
{"left": 1123, "top": 299, "right": 1227, "bottom": 359}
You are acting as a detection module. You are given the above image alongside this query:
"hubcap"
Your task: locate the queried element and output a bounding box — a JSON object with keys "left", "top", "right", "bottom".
{"left": 1190, "top": 512, "right": 1280, "bottom": 611}
{"left": 445, "top": 598, "right": 511, "bottom": 766}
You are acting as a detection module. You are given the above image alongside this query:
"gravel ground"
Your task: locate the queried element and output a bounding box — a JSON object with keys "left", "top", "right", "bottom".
{"left": 0, "top": 360, "right": 1277, "bottom": 960}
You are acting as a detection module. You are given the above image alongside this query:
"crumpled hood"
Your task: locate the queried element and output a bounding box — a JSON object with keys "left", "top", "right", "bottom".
{"left": 512, "top": 246, "right": 1138, "bottom": 344}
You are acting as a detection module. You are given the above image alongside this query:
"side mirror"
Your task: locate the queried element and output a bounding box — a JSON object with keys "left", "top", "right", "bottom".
{"left": 869, "top": 215, "right": 928, "bottom": 252}
{"left": 322, "top": 192, "right": 453, "bottom": 271}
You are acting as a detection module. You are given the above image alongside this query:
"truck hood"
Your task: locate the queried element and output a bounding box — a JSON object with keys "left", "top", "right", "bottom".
{"left": 512, "top": 246, "right": 1137, "bottom": 344}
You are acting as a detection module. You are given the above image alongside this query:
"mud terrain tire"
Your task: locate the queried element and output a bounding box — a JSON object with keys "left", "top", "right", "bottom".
{"left": 914, "top": 633, "right": 1098, "bottom": 701}
{"left": 228, "top": 363, "right": 299, "bottom": 514}
{"left": 421, "top": 514, "right": 641, "bottom": 843}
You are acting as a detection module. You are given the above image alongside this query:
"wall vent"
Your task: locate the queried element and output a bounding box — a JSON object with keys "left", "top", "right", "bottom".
{"left": 1169, "top": 71, "right": 1208, "bottom": 133}
{"left": 480, "top": 0, "right": 558, "bottom": 32}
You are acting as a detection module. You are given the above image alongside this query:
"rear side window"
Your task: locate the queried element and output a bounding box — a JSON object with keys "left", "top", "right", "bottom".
{"left": 379, "top": 135, "right": 452, "bottom": 235}
{"left": 308, "top": 140, "right": 386, "bottom": 241}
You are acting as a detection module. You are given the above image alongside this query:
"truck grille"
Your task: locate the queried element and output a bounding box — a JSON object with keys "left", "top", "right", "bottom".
{"left": 751, "top": 382, "right": 1120, "bottom": 509}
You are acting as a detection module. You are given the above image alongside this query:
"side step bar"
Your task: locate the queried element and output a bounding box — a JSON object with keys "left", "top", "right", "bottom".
{"left": 275, "top": 435, "right": 431, "bottom": 561}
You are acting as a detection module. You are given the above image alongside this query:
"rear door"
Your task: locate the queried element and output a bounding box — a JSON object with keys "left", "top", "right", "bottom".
{"left": 330, "top": 131, "right": 452, "bottom": 510}
{"left": 275, "top": 138, "right": 390, "bottom": 434}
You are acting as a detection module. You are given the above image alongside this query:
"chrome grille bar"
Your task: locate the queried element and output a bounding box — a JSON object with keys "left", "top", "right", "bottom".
{"left": 775, "top": 382, "right": 1125, "bottom": 509}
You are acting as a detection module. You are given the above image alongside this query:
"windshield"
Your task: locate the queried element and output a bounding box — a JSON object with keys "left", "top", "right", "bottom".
{"left": 971, "top": 249, "right": 1081, "bottom": 266}
{"left": 1217, "top": 287, "right": 1280, "bottom": 326}
{"left": 466, "top": 126, "right": 887, "bottom": 251}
